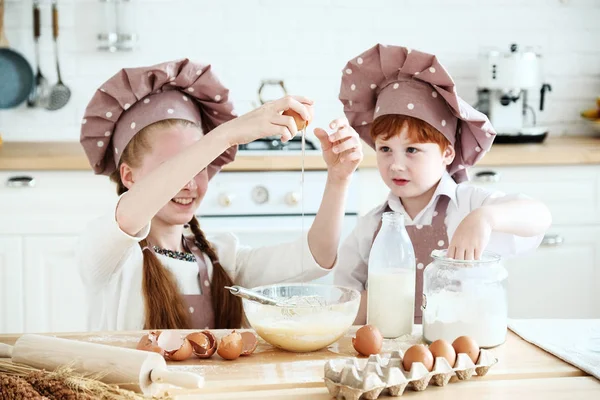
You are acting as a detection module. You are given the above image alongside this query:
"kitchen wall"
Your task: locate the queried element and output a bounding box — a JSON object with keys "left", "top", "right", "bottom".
{"left": 1, "top": 0, "right": 598, "bottom": 142}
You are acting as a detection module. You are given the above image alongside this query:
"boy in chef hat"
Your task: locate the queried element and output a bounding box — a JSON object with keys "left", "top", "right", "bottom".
{"left": 332, "top": 44, "right": 551, "bottom": 324}
{"left": 78, "top": 58, "right": 363, "bottom": 331}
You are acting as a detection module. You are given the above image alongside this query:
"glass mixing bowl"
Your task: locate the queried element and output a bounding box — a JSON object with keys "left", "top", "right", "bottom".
{"left": 242, "top": 283, "right": 360, "bottom": 352}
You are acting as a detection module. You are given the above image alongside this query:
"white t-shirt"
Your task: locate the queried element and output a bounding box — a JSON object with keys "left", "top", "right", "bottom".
{"left": 333, "top": 172, "right": 544, "bottom": 291}
{"left": 78, "top": 199, "right": 330, "bottom": 331}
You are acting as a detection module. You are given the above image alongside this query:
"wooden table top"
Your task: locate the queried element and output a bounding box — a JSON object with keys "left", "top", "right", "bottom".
{"left": 1, "top": 327, "right": 598, "bottom": 399}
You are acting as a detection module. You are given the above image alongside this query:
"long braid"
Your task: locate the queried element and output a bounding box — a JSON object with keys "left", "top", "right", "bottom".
{"left": 188, "top": 216, "right": 243, "bottom": 328}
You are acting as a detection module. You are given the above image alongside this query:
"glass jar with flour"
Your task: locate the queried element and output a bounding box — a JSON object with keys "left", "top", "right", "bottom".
{"left": 422, "top": 250, "right": 508, "bottom": 348}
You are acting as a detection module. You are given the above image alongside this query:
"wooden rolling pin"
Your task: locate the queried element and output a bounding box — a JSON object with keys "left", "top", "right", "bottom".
{"left": 0, "top": 334, "right": 203, "bottom": 395}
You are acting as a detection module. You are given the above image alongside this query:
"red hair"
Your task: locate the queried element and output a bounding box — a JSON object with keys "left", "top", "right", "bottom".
{"left": 370, "top": 115, "right": 450, "bottom": 152}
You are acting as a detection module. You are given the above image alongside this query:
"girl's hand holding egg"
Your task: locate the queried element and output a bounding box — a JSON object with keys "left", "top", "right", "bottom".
{"left": 221, "top": 95, "right": 313, "bottom": 146}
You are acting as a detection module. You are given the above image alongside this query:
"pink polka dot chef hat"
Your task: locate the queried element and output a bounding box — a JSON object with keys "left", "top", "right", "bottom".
{"left": 339, "top": 44, "right": 497, "bottom": 182}
{"left": 80, "top": 58, "right": 237, "bottom": 179}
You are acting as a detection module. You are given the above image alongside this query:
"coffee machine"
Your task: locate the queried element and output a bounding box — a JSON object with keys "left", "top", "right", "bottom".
{"left": 476, "top": 43, "right": 552, "bottom": 144}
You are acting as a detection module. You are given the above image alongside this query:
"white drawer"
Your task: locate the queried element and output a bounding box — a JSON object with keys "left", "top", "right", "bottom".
{"left": 467, "top": 165, "right": 600, "bottom": 225}
{"left": 0, "top": 171, "right": 117, "bottom": 217}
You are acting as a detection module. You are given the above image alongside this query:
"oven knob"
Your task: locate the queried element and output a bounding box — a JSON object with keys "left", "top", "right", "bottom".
{"left": 252, "top": 185, "right": 269, "bottom": 204}
{"left": 218, "top": 193, "right": 234, "bottom": 207}
{"left": 285, "top": 191, "right": 300, "bottom": 206}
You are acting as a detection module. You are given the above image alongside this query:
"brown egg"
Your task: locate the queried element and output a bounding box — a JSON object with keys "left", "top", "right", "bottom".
{"left": 136, "top": 332, "right": 164, "bottom": 356}
{"left": 352, "top": 325, "right": 383, "bottom": 356}
{"left": 156, "top": 330, "right": 193, "bottom": 361}
{"left": 282, "top": 106, "right": 313, "bottom": 131}
{"left": 402, "top": 344, "right": 434, "bottom": 372}
{"left": 187, "top": 331, "right": 217, "bottom": 359}
{"left": 240, "top": 332, "right": 258, "bottom": 356}
{"left": 217, "top": 331, "right": 243, "bottom": 360}
{"left": 428, "top": 339, "right": 456, "bottom": 367}
{"left": 452, "top": 336, "right": 480, "bottom": 364}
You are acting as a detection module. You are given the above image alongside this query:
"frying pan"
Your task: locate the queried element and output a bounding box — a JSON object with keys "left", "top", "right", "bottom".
{"left": 0, "top": 0, "right": 35, "bottom": 109}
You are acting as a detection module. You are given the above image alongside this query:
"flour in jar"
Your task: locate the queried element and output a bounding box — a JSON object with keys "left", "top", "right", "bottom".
{"left": 422, "top": 288, "right": 508, "bottom": 348}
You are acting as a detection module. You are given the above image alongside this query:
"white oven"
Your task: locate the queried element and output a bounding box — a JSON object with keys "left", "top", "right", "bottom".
{"left": 196, "top": 170, "right": 359, "bottom": 285}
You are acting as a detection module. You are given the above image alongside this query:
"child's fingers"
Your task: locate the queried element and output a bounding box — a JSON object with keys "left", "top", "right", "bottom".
{"left": 474, "top": 247, "right": 483, "bottom": 260}
{"left": 338, "top": 148, "right": 362, "bottom": 163}
{"left": 273, "top": 96, "right": 312, "bottom": 121}
{"left": 271, "top": 115, "right": 298, "bottom": 142}
{"left": 329, "top": 126, "right": 358, "bottom": 143}
{"left": 332, "top": 135, "right": 360, "bottom": 154}
{"left": 464, "top": 248, "right": 475, "bottom": 261}
{"left": 329, "top": 116, "right": 350, "bottom": 131}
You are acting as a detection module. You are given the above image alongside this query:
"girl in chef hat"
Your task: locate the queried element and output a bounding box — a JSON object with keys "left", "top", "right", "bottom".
{"left": 78, "top": 59, "right": 363, "bottom": 331}
{"left": 332, "top": 44, "right": 552, "bottom": 324}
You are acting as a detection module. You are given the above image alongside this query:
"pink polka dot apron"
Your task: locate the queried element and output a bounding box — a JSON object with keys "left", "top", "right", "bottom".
{"left": 371, "top": 196, "right": 450, "bottom": 324}
{"left": 181, "top": 237, "right": 216, "bottom": 329}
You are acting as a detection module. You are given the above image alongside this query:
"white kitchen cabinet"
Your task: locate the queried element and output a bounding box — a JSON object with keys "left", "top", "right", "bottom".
{"left": 22, "top": 236, "right": 88, "bottom": 333}
{"left": 505, "top": 226, "right": 600, "bottom": 318}
{"left": 0, "top": 236, "right": 24, "bottom": 334}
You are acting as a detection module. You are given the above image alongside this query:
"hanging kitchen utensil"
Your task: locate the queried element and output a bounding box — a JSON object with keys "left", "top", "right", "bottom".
{"left": 0, "top": 0, "right": 35, "bottom": 109}
{"left": 27, "top": 0, "right": 49, "bottom": 108}
{"left": 0, "top": 334, "right": 203, "bottom": 396}
{"left": 46, "top": 0, "right": 70, "bottom": 111}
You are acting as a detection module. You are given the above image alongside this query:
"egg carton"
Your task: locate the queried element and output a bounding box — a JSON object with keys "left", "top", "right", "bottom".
{"left": 323, "top": 349, "right": 498, "bottom": 399}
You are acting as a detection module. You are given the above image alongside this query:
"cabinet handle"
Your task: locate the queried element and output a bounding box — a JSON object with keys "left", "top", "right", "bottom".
{"left": 6, "top": 176, "right": 36, "bottom": 188}
{"left": 473, "top": 170, "right": 500, "bottom": 183}
{"left": 541, "top": 234, "right": 564, "bottom": 247}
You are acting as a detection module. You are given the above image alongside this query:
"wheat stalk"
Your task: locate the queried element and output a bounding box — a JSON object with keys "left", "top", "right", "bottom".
{"left": 0, "top": 360, "right": 170, "bottom": 400}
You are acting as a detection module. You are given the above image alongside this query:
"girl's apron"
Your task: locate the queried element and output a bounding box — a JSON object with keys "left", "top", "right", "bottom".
{"left": 371, "top": 196, "right": 450, "bottom": 324}
{"left": 180, "top": 237, "right": 215, "bottom": 329}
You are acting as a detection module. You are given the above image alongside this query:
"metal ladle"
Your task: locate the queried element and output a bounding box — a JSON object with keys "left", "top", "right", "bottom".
{"left": 27, "top": 0, "right": 49, "bottom": 108}
{"left": 45, "top": 0, "right": 70, "bottom": 111}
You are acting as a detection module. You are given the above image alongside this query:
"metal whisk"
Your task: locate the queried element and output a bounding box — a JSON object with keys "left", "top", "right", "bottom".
{"left": 224, "top": 286, "right": 325, "bottom": 318}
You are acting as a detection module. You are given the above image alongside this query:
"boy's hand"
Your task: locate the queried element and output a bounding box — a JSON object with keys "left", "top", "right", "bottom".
{"left": 314, "top": 117, "right": 363, "bottom": 183}
{"left": 447, "top": 208, "right": 493, "bottom": 260}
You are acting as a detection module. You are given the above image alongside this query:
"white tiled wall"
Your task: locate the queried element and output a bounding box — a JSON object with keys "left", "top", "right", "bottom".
{"left": 1, "top": 0, "right": 598, "bottom": 142}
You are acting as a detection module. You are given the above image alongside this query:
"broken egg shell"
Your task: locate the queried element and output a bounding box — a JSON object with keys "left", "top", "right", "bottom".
{"left": 187, "top": 331, "right": 217, "bottom": 359}
{"left": 452, "top": 335, "right": 480, "bottom": 364}
{"left": 136, "top": 333, "right": 164, "bottom": 356}
{"left": 429, "top": 339, "right": 457, "bottom": 367}
{"left": 217, "top": 331, "right": 243, "bottom": 360}
{"left": 240, "top": 331, "right": 258, "bottom": 356}
{"left": 282, "top": 106, "right": 313, "bottom": 131}
{"left": 156, "top": 330, "right": 193, "bottom": 361}
{"left": 352, "top": 325, "right": 383, "bottom": 356}
{"left": 403, "top": 344, "right": 434, "bottom": 372}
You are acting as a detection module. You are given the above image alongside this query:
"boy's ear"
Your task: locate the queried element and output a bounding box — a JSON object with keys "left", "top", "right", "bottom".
{"left": 120, "top": 163, "right": 135, "bottom": 190}
{"left": 443, "top": 145, "right": 456, "bottom": 166}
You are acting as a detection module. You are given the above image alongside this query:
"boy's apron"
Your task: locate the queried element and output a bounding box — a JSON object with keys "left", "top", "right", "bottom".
{"left": 180, "top": 237, "right": 215, "bottom": 329}
{"left": 371, "top": 196, "right": 450, "bottom": 324}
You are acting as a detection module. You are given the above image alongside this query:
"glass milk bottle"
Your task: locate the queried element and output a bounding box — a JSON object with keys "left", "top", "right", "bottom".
{"left": 367, "top": 211, "right": 416, "bottom": 338}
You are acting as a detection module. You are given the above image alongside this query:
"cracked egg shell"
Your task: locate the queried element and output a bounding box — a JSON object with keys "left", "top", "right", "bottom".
{"left": 156, "top": 330, "right": 193, "bottom": 361}
{"left": 352, "top": 325, "right": 383, "bottom": 356}
{"left": 240, "top": 332, "right": 258, "bottom": 356}
{"left": 136, "top": 332, "right": 164, "bottom": 356}
{"left": 217, "top": 331, "right": 243, "bottom": 360}
{"left": 187, "top": 331, "right": 217, "bottom": 359}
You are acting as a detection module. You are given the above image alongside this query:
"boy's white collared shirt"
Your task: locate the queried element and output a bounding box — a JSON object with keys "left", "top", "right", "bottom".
{"left": 334, "top": 171, "right": 544, "bottom": 292}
